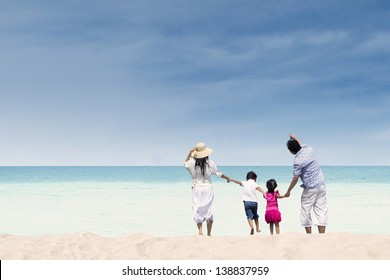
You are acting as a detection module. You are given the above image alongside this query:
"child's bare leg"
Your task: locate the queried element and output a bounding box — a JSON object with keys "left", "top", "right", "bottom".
{"left": 197, "top": 223, "right": 203, "bottom": 235}
{"left": 206, "top": 220, "right": 213, "bottom": 236}
{"left": 254, "top": 218, "right": 261, "bottom": 232}
{"left": 275, "top": 222, "right": 280, "bottom": 234}
{"left": 269, "top": 223, "right": 274, "bottom": 235}
{"left": 247, "top": 219, "right": 255, "bottom": 235}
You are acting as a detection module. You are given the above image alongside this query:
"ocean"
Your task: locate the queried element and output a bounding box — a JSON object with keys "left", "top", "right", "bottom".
{"left": 0, "top": 166, "right": 389, "bottom": 237}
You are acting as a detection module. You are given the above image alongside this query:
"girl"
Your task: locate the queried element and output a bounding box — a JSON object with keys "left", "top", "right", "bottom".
{"left": 263, "top": 179, "right": 285, "bottom": 234}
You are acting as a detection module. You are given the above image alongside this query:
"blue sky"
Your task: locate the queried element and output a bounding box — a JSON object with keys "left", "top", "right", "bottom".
{"left": 1, "top": 0, "right": 389, "bottom": 166}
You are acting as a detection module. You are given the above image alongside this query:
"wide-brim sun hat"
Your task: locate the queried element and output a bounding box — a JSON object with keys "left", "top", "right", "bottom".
{"left": 191, "top": 142, "right": 213, "bottom": 159}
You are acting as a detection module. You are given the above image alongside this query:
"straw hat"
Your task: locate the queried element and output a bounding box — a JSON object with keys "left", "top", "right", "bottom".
{"left": 191, "top": 142, "right": 213, "bottom": 159}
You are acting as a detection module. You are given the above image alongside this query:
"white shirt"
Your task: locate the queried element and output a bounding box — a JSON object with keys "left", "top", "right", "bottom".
{"left": 184, "top": 157, "right": 223, "bottom": 188}
{"left": 241, "top": 179, "right": 259, "bottom": 202}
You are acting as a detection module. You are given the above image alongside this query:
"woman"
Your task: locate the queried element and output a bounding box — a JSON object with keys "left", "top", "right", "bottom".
{"left": 184, "top": 142, "right": 230, "bottom": 236}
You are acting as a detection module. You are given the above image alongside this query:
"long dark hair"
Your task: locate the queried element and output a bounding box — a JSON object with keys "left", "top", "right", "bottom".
{"left": 195, "top": 157, "right": 209, "bottom": 176}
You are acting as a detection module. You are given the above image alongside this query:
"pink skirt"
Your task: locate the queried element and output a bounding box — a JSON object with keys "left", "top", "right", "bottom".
{"left": 265, "top": 209, "right": 282, "bottom": 224}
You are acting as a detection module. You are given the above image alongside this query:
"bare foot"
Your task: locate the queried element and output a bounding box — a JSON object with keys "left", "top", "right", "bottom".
{"left": 250, "top": 228, "right": 254, "bottom": 235}
{"left": 256, "top": 228, "right": 261, "bottom": 233}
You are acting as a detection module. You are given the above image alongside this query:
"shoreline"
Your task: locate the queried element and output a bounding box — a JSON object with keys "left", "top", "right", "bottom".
{"left": 1, "top": 232, "right": 390, "bottom": 260}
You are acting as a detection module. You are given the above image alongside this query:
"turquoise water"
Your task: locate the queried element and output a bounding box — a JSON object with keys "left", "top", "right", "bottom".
{"left": 0, "top": 166, "right": 389, "bottom": 237}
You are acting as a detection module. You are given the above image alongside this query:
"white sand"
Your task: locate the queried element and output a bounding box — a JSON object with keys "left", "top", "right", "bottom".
{"left": 1, "top": 232, "right": 389, "bottom": 260}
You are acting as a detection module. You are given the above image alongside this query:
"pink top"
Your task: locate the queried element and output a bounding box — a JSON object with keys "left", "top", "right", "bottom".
{"left": 263, "top": 190, "right": 280, "bottom": 211}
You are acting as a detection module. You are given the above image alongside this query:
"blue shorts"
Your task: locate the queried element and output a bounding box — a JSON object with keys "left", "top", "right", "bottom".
{"left": 243, "top": 201, "right": 259, "bottom": 220}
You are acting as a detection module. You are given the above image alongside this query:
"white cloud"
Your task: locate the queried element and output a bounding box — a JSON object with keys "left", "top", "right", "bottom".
{"left": 354, "top": 32, "right": 390, "bottom": 53}
{"left": 302, "top": 31, "right": 349, "bottom": 45}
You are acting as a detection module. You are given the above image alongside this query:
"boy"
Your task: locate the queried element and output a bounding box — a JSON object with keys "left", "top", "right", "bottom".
{"left": 230, "top": 171, "right": 264, "bottom": 235}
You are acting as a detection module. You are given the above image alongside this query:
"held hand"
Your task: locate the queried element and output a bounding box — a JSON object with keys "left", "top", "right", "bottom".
{"left": 285, "top": 191, "right": 291, "bottom": 198}
{"left": 226, "top": 177, "right": 231, "bottom": 183}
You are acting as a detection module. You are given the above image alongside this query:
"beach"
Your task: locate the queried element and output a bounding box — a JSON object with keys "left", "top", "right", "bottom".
{"left": 1, "top": 167, "right": 390, "bottom": 260}
{"left": 1, "top": 166, "right": 390, "bottom": 238}
{"left": 1, "top": 232, "right": 390, "bottom": 260}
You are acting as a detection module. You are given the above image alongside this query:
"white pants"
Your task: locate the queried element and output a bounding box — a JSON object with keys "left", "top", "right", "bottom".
{"left": 300, "top": 185, "right": 328, "bottom": 227}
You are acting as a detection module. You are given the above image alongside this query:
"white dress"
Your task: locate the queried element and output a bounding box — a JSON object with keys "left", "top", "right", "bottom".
{"left": 184, "top": 158, "right": 223, "bottom": 224}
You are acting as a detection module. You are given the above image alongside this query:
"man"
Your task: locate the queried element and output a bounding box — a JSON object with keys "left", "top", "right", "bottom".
{"left": 285, "top": 134, "right": 328, "bottom": 234}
